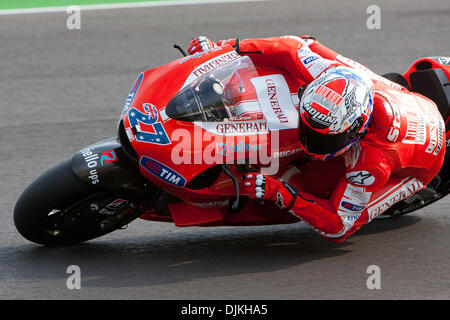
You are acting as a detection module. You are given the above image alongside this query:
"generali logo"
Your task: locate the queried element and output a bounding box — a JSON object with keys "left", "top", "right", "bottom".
{"left": 265, "top": 79, "right": 289, "bottom": 124}
{"left": 181, "top": 51, "right": 241, "bottom": 88}
{"left": 191, "top": 51, "right": 241, "bottom": 79}
{"left": 367, "top": 178, "right": 424, "bottom": 220}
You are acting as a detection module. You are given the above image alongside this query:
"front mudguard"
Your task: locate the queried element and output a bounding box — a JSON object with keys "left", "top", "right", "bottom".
{"left": 71, "top": 137, "right": 150, "bottom": 193}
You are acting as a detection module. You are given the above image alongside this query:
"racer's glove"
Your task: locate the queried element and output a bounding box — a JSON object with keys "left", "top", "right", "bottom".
{"left": 187, "top": 36, "right": 218, "bottom": 55}
{"left": 216, "top": 38, "right": 238, "bottom": 48}
{"left": 243, "top": 173, "right": 299, "bottom": 210}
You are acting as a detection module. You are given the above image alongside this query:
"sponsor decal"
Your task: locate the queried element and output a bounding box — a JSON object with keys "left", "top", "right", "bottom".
{"left": 216, "top": 121, "right": 268, "bottom": 135}
{"left": 346, "top": 170, "right": 375, "bottom": 186}
{"left": 181, "top": 51, "right": 241, "bottom": 88}
{"left": 304, "top": 103, "right": 337, "bottom": 127}
{"left": 140, "top": 156, "right": 186, "bottom": 187}
{"left": 128, "top": 105, "right": 171, "bottom": 145}
{"left": 122, "top": 73, "right": 144, "bottom": 114}
{"left": 402, "top": 112, "right": 426, "bottom": 146}
{"left": 426, "top": 123, "right": 439, "bottom": 155}
{"left": 80, "top": 148, "right": 120, "bottom": 185}
{"left": 187, "top": 200, "right": 230, "bottom": 208}
{"left": 125, "top": 127, "right": 135, "bottom": 142}
{"left": 433, "top": 119, "right": 444, "bottom": 156}
{"left": 251, "top": 74, "right": 299, "bottom": 130}
{"left": 381, "top": 89, "right": 445, "bottom": 150}
{"left": 198, "top": 121, "right": 268, "bottom": 136}
{"left": 439, "top": 57, "right": 450, "bottom": 65}
{"left": 367, "top": 178, "right": 424, "bottom": 220}
{"left": 393, "top": 90, "right": 444, "bottom": 150}
{"left": 302, "top": 56, "right": 319, "bottom": 65}
{"left": 80, "top": 148, "right": 100, "bottom": 185}
{"left": 191, "top": 51, "right": 240, "bottom": 79}
{"left": 343, "top": 183, "right": 372, "bottom": 206}
{"left": 265, "top": 79, "right": 289, "bottom": 124}
{"left": 305, "top": 59, "right": 334, "bottom": 79}
{"left": 100, "top": 150, "right": 118, "bottom": 165}
{"left": 343, "top": 87, "right": 362, "bottom": 118}
{"left": 298, "top": 48, "right": 332, "bottom": 78}
{"left": 417, "top": 95, "right": 445, "bottom": 156}
{"left": 346, "top": 214, "right": 361, "bottom": 222}
{"left": 312, "top": 84, "right": 344, "bottom": 111}
{"left": 99, "top": 199, "right": 129, "bottom": 216}
{"left": 432, "top": 56, "right": 450, "bottom": 65}
{"left": 228, "top": 115, "right": 253, "bottom": 121}
{"left": 105, "top": 199, "right": 129, "bottom": 210}
{"left": 272, "top": 148, "right": 302, "bottom": 158}
{"left": 297, "top": 48, "right": 312, "bottom": 59}
{"left": 337, "top": 187, "right": 367, "bottom": 230}
{"left": 275, "top": 192, "right": 284, "bottom": 209}
{"left": 340, "top": 201, "right": 365, "bottom": 212}
{"left": 216, "top": 142, "right": 262, "bottom": 156}
{"left": 159, "top": 108, "right": 169, "bottom": 122}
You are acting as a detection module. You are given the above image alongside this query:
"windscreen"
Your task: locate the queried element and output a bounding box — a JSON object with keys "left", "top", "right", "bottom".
{"left": 165, "top": 56, "right": 264, "bottom": 122}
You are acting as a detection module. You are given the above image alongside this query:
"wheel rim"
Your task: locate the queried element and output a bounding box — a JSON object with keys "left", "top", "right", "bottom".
{"left": 42, "top": 192, "right": 139, "bottom": 239}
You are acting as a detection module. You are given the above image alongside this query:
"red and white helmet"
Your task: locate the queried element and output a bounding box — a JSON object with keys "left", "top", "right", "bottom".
{"left": 299, "top": 66, "right": 374, "bottom": 160}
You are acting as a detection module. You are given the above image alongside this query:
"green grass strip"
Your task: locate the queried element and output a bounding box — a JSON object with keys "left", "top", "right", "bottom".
{"left": 0, "top": 0, "right": 183, "bottom": 10}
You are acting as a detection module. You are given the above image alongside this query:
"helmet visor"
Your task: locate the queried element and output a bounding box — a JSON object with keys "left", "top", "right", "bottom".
{"left": 299, "top": 117, "right": 364, "bottom": 156}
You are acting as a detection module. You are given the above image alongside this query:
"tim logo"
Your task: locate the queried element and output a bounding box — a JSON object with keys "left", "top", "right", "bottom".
{"left": 100, "top": 150, "right": 118, "bottom": 165}
{"left": 140, "top": 156, "right": 186, "bottom": 187}
{"left": 341, "top": 201, "right": 365, "bottom": 212}
{"left": 122, "top": 72, "right": 144, "bottom": 115}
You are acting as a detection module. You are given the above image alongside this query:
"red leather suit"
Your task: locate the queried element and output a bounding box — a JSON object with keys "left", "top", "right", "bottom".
{"left": 219, "top": 36, "right": 447, "bottom": 242}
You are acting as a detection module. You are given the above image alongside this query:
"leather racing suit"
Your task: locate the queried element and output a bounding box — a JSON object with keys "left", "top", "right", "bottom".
{"left": 189, "top": 35, "right": 447, "bottom": 242}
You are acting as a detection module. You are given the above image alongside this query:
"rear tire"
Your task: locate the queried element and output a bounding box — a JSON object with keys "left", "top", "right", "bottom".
{"left": 14, "top": 160, "right": 142, "bottom": 246}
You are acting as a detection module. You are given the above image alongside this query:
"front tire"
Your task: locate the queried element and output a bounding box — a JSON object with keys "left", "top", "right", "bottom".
{"left": 14, "top": 160, "right": 142, "bottom": 246}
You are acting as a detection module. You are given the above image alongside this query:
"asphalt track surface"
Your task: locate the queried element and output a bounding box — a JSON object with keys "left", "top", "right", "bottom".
{"left": 1, "top": 0, "right": 450, "bottom": 300}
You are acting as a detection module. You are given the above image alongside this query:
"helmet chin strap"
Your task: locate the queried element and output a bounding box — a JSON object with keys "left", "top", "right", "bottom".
{"left": 297, "top": 85, "right": 308, "bottom": 102}
{"left": 320, "top": 133, "right": 366, "bottom": 161}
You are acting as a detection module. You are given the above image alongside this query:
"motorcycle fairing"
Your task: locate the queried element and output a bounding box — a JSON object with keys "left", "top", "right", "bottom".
{"left": 139, "top": 159, "right": 346, "bottom": 227}
{"left": 403, "top": 56, "right": 450, "bottom": 121}
{"left": 167, "top": 197, "right": 300, "bottom": 227}
{"left": 119, "top": 46, "right": 305, "bottom": 202}
{"left": 71, "top": 137, "right": 149, "bottom": 192}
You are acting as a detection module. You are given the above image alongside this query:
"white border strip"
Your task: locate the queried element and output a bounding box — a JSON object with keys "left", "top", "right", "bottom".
{"left": 0, "top": 0, "right": 268, "bottom": 15}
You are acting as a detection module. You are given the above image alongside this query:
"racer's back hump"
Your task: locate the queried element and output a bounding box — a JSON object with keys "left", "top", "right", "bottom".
{"left": 367, "top": 81, "right": 446, "bottom": 184}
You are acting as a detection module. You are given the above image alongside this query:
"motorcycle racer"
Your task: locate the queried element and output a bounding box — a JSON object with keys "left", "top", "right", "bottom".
{"left": 187, "top": 35, "right": 447, "bottom": 243}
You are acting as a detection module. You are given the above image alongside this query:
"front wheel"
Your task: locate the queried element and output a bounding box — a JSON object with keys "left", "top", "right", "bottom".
{"left": 14, "top": 160, "right": 144, "bottom": 246}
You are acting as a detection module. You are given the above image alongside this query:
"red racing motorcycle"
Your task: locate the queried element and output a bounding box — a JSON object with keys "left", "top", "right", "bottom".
{"left": 14, "top": 43, "right": 450, "bottom": 245}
